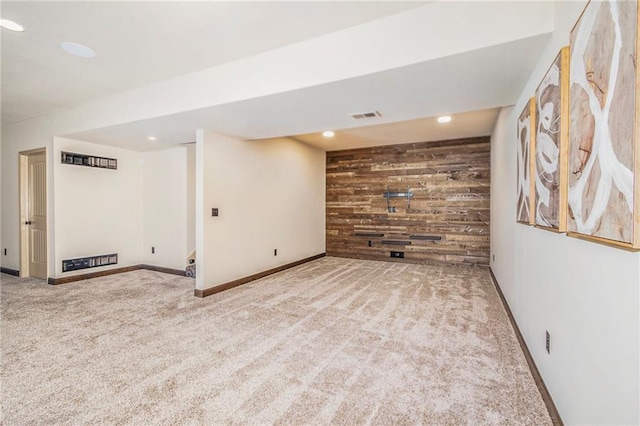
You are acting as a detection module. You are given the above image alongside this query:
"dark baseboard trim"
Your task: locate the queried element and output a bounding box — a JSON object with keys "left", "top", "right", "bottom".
{"left": 0, "top": 267, "right": 20, "bottom": 277}
{"left": 489, "top": 268, "right": 563, "bottom": 426}
{"left": 48, "top": 265, "right": 143, "bottom": 285}
{"left": 195, "top": 253, "right": 326, "bottom": 298}
{"left": 139, "top": 264, "right": 186, "bottom": 277}
{"left": 327, "top": 252, "right": 489, "bottom": 268}
{"left": 48, "top": 264, "right": 186, "bottom": 285}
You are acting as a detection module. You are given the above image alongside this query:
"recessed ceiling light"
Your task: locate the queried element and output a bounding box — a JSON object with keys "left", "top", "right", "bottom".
{"left": 0, "top": 19, "right": 24, "bottom": 32}
{"left": 148, "top": 136, "right": 157, "bottom": 141}
{"left": 61, "top": 42, "right": 96, "bottom": 58}
{"left": 437, "top": 115, "right": 452, "bottom": 124}
{"left": 323, "top": 131, "right": 335, "bottom": 138}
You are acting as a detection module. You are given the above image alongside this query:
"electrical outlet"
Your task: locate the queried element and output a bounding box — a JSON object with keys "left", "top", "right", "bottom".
{"left": 492, "top": 254, "right": 495, "bottom": 262}
{"left": 151, "top": 247, "right": 155, "bottom": 254}
{"left": 274, "top": 249, "right": 277, "bottom": 256}
{"left": 545, "top": 331, "right": 550, "bottom": 354}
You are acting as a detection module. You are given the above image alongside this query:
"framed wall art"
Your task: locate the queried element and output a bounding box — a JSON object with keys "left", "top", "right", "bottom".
{"left": 534, "top": 47, "right": 569, "bottom": 232}
{"left": 568, "top": 0, "right": 640, "bottom": 249}
{"left": 517, "top": 97, "right": 536, "bottom": 225}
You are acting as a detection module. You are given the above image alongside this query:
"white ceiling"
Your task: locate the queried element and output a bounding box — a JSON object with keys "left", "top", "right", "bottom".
{"left": 1, "top": 1, "right": 422, "bottom": 124}
{"left": 67, "top": 34, "right": 548, "bottom": 151}
{"left": 2, "top": 1, "right": 552, "bottom": 152}
{"left": 289, "top": 108, "right": 501, "bottom": 151}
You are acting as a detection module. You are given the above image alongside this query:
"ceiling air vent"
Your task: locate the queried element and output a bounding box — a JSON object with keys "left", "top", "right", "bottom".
{"left": 349, "top": 110, "right": 381, "bottom": 120}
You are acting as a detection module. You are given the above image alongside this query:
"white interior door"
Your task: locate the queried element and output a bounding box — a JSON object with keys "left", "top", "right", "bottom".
{"left": 26, "top": 152, "right": 47, "bottom": 279}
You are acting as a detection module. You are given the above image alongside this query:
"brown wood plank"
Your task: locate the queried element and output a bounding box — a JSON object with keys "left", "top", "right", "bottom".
{"left": 326, "top": 137, "right": 491, "bottom": 266}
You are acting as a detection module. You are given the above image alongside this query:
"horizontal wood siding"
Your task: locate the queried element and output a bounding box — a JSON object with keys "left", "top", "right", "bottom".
{"left": 326, "top": 137, "right": 491, "bottom": 266}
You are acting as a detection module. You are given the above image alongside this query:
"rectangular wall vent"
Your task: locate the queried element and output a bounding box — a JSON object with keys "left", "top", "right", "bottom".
{"left": 61, "top": 151, "right": 117, "bottom": 170}
{"left": 349, "top": 110, "right": 381, "bottom": 120}
{"left": 62, "top": 253, "right": 118, "bottom": 272}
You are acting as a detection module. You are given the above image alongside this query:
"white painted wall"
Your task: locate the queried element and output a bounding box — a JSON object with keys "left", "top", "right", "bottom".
{"left": 195, "top": 130, "right": 211, "bottom": 290}
{"left": 196, "top": 131, "right": 325, "bottom": 291}
{"left": 142, "top": 147, "right": 188, "bottom": 270}
{"left": 186, "top": 144, "right": 196, "bottom": 257}
{"left": 491, "top": 2, "right": 639, "bottom": 423}
{"left": 53, "top": 137, "right": 143, "bottom": 277}
{"left": 0, "top": 135, "right": 54, "bottom": 274}
{"left": 0, "top": 127, "right": 2, "bottom": 269}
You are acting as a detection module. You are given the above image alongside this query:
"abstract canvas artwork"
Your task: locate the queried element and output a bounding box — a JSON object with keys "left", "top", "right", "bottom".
{"left": 517, "top": 98, "right": 536, "bottom": 224}
{"left": 568, "top": 0, "right": 639, "bottom": 247}
{"left": 535, "top": 47, "right": 569, "bottom": 231}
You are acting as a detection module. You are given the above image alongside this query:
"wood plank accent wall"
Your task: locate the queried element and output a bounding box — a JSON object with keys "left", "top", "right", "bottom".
{"left": 326, "top": 137, "right": 491, "bottom": 266}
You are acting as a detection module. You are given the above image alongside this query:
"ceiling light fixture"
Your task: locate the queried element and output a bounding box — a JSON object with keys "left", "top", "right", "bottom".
{"left": 323, "top": 131, "right": 335, "bottom": 138}
{"left": 148, "top": 136, "right": 157, "bottom": 141}
{"left": 437, "top": 115, "right": 452, "bottom": 124}
{"left": 61, "top": 42, "right": 96, "bottom": 58}
{"left": 0, "top": 19, "right": 24, "bottom": 32}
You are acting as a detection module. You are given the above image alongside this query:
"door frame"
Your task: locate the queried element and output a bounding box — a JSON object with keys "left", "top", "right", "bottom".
{"left": 19, "top": 147, "right": 48, "bottom": 278}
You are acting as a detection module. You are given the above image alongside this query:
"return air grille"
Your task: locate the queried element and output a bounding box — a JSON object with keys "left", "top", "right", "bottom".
{"left": 349, "top": 110, "right": 381, "bottom": 120}
{"left": 62, "top": 253, "right": 118, "bottom": 272}
{"left": 61, "top": 151, "right": 117, "bottom": 170}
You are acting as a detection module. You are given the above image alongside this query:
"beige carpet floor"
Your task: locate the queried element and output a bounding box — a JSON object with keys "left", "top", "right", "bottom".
{"left": 1, "top": 257, "right": 551, "bottom": 425}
